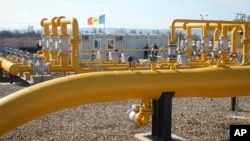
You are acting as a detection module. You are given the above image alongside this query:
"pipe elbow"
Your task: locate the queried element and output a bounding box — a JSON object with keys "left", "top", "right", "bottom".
{"left": 58, "top": 17, "right": 80, "bottom": 40}
{"left": 51, "top": 16, "right": 59, "bottom": 26}
{"left": 51, "top": 16, "right": 65, "bottom": 28}
{"left": 40, "top": 18, "right": 51, "bottom": 36}
{"left": 40, "top": 18, "right": 48, "bottom": 27}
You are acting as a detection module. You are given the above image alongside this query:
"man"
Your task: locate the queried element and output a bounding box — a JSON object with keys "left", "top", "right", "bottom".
{"left": 143, "top": 44, "right": 149, "bottom": 59}
{"left": 153, "top": 43, "right": 158, "bottom": 56}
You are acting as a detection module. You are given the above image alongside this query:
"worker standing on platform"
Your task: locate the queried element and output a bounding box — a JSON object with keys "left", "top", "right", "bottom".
{"left": 143, "top": 44, "right": 149, "bottom": 59}
{"left": 153, "top": 43, "right": 158, "bottom": 56}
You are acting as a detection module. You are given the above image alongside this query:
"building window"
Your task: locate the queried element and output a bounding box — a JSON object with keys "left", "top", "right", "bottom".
{"left": 107, "top": 39, "right": 115, "bottom": 49}
{"left": 93, "top": 39, "right": 101, "bottom": 50}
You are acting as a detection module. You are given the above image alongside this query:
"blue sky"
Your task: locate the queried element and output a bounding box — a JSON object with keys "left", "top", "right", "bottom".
{"left": 0, "top": 0, "right": 250, "bottom": 30}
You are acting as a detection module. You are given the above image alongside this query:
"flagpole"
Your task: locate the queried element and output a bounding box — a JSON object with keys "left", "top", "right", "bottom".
{"left": 103, "top": 15, "right": 106, "bottom": 50}
{"left": 104, "top": 21, "right": 106, "bottom": 34}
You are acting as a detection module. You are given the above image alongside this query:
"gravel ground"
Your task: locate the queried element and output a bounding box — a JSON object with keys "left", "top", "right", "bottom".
{"left": 0, "top": 75, "right": 250, "bottom": 141}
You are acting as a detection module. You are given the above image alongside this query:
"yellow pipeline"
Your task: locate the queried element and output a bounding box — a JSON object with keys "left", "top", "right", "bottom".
{"left": 40, "top": 18, "right": 51, "bottom": 36}
{"left": 1, "top": 66, "right": 250, "bottom": 135}
{"left": 58, "top": 17, "right": 83, "bottom": 73}
{"left": 51, "top": 16, "right": 65, "bottom": 36}
{"left": 170, "top": 19, "right": 250, "bottom": 44}
{"left": 185, "top": 23, "right": 210, "bottom": 38}
{"left": 41, "top": 16, "right": 64, "bottom": 64}
{"left": 170, "top": 19, "right": 219, "bottom": 43}
{"left": 231, "top": 27, "right": 241, "bottom": 53}
{"left": 221, "top": 25, "right": 231, "bottom": 38}
{"left": 241, "top": 24, "right": 249, "bottom": 65}
{"left": 228, "top": 27, "right": 240, "bottom": 65}
{"left": 59, "top": 17, "right": 79, "bottom": 39}
{"left": 185, "top": 26, "right": 192, "bottom": 38}
{"left": 221, "top": 23, "right": 249, "bottom": 65}
{"left": 49, "top": 16, "right": 65, "bottom": 65}
{"left": 39, "top": 17, "right": 84, "bottom": 73}
{"left": 0, "top": 58, "right": 31, "bottom": 75}
{"left": 185, "top": 23, "right": 212, "bottom": 61}
{"left": 170, "top": 19, "right": 250, "bottom": 67}
{"left": 171, "top": 20, "right": 220, "bottom": 52}
{"left": 40, "top": 18, "right": 52, "bottom": 62}
{"left": 213, "top": 28, "right": 220, "bottom": 51}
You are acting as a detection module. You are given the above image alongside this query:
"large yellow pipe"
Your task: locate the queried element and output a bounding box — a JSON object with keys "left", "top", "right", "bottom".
{"left": 1, "top": 58, "right": 31, "bottom": 75}
{"left": 1, "top": 66, "right": 250, "bottom": 135}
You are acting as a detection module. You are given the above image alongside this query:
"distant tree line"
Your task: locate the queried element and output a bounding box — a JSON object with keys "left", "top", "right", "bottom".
{"left": 0, "top": 27, "right": 41, "bottom": 38}
{"left": 0, "top": 26, "right": 42, "bottom": 46}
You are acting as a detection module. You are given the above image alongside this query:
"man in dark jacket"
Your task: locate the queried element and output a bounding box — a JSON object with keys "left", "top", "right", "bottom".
{"left": 153, "top": 43, "right": 158, "bottom": 56}
{"left": 143, "top": 44, "right": 149, "bottom": 59}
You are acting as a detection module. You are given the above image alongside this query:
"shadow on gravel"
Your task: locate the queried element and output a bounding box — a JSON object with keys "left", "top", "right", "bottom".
{"left": 0, "top": 75, "right": 30, "bottom": 87}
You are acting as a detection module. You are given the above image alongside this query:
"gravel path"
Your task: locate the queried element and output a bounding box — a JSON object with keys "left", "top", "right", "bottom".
{"left": 0, "top": 75, "right": 250, "bottom": 141}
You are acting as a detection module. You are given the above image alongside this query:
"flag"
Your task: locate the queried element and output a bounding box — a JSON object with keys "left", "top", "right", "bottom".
{"left": 99, "top": 14, "right": 105, "bottom": 24}
{"left": 88, "top": 14, "right": 105, "bottom": 25}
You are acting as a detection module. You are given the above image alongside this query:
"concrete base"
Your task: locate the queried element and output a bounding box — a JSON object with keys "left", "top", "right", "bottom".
{"left": 19, "top": 72, "right": 53, "bottom": 84}
{"left": 28, "top": 75, "right": 54, "bottom": 84}
{"left": 135, "top": 132, "right": 186, "bottom": 141}
{"left": 22, "top": 72, "right": 31, "bottom": 81}
{"left": 230, "top": 115, "right": 248, "bottom": 120}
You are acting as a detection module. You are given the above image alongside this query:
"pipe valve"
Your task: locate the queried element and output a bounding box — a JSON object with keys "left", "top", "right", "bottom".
{"left": 219, "top": 38, "right": 229, "bottom": 52}
{"left": 127, "top": 100, "right": 153, "bottom": 126}
{"left": 167, "top": 44, "right": 177, "bottom": 59}
{"left": 32, "top": 55, "right": 50, "bottom": 74}
{"left": 49, "top": 37, "right": 58, "bottom": 51}
{"left": 128, "top": 104, "right": 140, "bottom": 122}
{"left": 201, "top": 38, "right": 210, "bottom": 51}
{"left": 59, "top": 37, "right": 70, "bottom": 53}
{"left": 41, "top": 37, "right": 51, "bottom": 50}
{"left": 184, "top": 38, "right": 193, "bottom": 50}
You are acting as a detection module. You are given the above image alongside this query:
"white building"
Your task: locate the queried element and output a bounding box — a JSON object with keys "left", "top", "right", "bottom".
{"left": 79, "top": 33, "right": 168, "bottom": 60}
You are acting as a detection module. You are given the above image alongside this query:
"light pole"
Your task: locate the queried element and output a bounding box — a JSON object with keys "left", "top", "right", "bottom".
{"left": 200, "top": 14, "right": 208, "bottom": 20}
